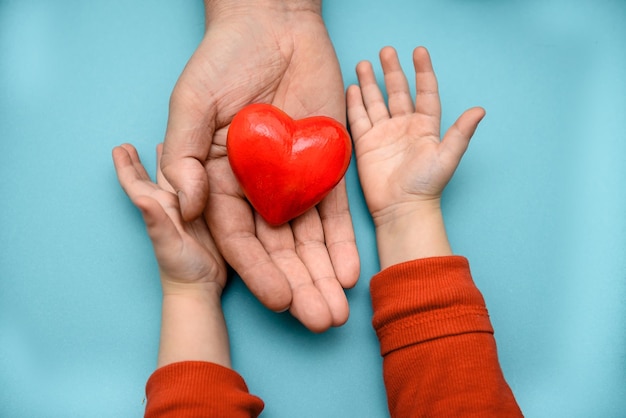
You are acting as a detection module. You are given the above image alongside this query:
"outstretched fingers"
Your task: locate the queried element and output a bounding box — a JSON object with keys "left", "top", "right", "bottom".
{"left": 256, "top": 212, "right": 335, "bottom": 332}
{"left": 112, "top": 144, "right": 183, "bottom": 256}
{"left": 204, "top": 192, "right": 293, "bottom": 316}
{"left": 412, "top": 47, "right": 441, "bottom": 127}
{"left": 112, "top": 144, "right": 154, "bottom": 199}
{"left": 297, "top": 190, "right": 358, "bottom": 327}
{"left": 317, "top": 181, "right": 360, "bottom": 290}
{"left": 380, "top": 46, "right": 414, "bottom": 117}
{"left": 355, "top": 60, "right": 390, "bottom": 125}
{"left": 346, "top": 84, "right": 372, "bottom": 141}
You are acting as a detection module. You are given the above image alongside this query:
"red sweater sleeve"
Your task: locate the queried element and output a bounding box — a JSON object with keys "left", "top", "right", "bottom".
{"left": 370, "top": 256, "right": 523, "bottom": 418}
{"left": 144, "top": 361, "right": 264, "bottom": 418}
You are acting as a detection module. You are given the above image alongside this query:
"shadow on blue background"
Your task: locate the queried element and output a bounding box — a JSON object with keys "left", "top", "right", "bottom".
{"left": 1, "top": 1, "right": 625, "bottom": 417}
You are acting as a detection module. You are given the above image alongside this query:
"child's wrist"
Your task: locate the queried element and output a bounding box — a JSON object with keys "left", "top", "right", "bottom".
{"left": 374, "top": 200, "right": 453, "bottom": 270}
{"left": 160, "top": 277, "right": 224, "bottom": 300}
{"left": 158, "top": 283, "right": 230, "bottom": 368}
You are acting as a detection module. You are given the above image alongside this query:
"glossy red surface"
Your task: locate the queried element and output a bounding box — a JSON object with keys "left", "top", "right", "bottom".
{"left": 227, "top": 103, "right": 352, "bottom": 225}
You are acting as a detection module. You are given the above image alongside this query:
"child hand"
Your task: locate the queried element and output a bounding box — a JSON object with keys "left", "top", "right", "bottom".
{"left": 113, "top": 144, "right": 227, "bottom": 295}
{"left": 347, "top": 46, "right": 485, "bottom": 228}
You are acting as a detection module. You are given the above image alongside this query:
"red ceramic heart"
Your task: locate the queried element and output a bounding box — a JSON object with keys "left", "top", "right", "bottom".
{"left": 227, "top": 103, "right": 352, "bottom": 226}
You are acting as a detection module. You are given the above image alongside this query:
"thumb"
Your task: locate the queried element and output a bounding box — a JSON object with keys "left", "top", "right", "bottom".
{"left": 160, "top": 155, "right": 209, "bottom": 222}
{"left": 160, "top": 88, "right": 217, "bottom": 222}
{"left": 441, "top": 106, "right": 486, "bottom": 163}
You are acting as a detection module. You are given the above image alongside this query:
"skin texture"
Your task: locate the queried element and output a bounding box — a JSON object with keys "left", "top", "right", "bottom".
{"left": 113, "top": 45, "right": 487, "bottom": 413}
{"left": 113, "top": 144, "right": 231, "bottom": 369}
{"left": 160, "top": 0, "right": 359, "bottom": 333}
{"left": 347, "top": 46, "right": 485, "bottom": 268}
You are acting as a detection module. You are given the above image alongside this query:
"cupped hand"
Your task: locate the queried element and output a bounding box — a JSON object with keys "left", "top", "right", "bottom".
{"left": 113, "top": 143, "right": 227, "bottom": 294}
{"left": 159, "top": 3, "right": 359, "bottom": 332}
{"left": 347, "top": 46, "right": 486, "bottom": 227}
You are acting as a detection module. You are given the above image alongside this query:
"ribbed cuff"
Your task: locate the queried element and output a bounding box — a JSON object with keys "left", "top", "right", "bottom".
{"left": 145, "top": 361, "right": 264, "bottom": 417}
{"left": 370, "top": 256, "right": 494, "bottom": 357}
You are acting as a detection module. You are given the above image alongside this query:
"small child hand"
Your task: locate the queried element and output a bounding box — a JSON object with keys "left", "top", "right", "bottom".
{"left": 347, "top": 46, "right": 485, "bottom": 228}
{"left": 113, "top": 144, "right": 226, "bottom": 295}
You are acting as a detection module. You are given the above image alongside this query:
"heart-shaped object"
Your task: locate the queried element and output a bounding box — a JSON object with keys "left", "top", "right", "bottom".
{"left": 227, "top": 103, "right": 352, "bottom": 226}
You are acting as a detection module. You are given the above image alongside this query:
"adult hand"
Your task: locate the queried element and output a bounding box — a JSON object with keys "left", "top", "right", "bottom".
{"left": 160, "top": 0, "right": 359, "bottom": 332}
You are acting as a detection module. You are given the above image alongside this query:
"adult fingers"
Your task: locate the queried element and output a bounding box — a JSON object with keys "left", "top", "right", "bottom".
{"left": 317, "top": 179, "right": 360, "bottom": 290}
{"left": 160, "top": 74, "right": 217, "bottom": 222}
{"left": 203, "top": 159, "right": 293, "bottom": 313}
{"left": 256, "top": 212, "right": 335, "bottom": 332}
{"left": 291, "top": 205, "right": 352, "bottom": 328}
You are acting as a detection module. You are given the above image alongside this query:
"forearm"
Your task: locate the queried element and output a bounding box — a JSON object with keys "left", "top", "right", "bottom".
{"left": 375, "top": 200, "right": 452, "bottom": 270}
{"left": 157, "top": 282, "right": 231, "bottom": 369}
{"left": 370, "top": 257, "right": 523, "bottom": 417}
{"left": 147, "top": 284, "right": 265, "bottom": 416}
{"left": 384, "top": 333, "right": 523, "bottom": 417}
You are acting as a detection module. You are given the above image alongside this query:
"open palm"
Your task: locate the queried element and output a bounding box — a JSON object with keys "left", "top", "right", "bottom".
{"left": 160, "top": 7, "right": 359, "bottom": 332}
{"left": 347, "top": 46, "right": 485, "bottom": 227}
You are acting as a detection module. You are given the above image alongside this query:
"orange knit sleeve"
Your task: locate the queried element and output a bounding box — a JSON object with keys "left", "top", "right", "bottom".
{"left": 144, "top": 361, "right": 264, "bottom": 418}
{"left": 370, "top": 256, "right": 523, "bottom": 417}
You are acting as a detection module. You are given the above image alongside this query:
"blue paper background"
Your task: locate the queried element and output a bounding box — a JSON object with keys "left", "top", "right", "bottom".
{"left": 1, "top": 1, "right": 625, "bottom": 417}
